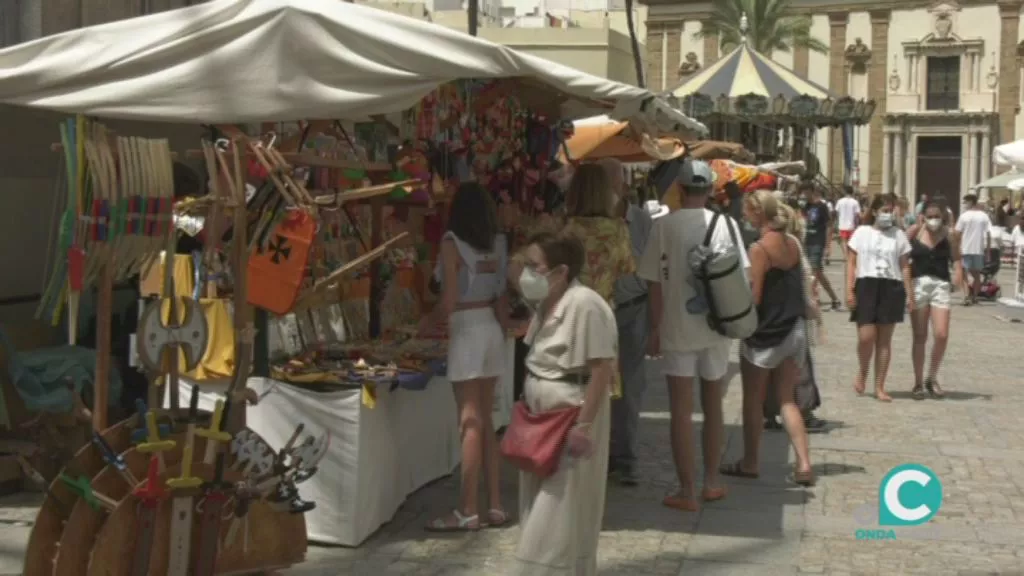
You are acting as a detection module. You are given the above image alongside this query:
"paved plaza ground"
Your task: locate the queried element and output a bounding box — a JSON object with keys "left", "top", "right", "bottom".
{"left": 0, "top": 263, "right": 1022, "bottom": 575}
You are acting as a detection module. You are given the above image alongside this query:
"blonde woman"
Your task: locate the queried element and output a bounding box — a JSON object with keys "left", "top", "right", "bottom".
{"left": 722, "top": 191, "right": 814, "bottom": 486}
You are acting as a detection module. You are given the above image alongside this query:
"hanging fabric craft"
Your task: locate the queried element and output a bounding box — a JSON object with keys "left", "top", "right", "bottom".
{"left": 248, "top": 209, "right": 315, "bottom": 314}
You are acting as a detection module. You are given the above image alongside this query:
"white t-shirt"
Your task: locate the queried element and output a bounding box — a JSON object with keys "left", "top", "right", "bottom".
{"left": 836, "top": 197, "right": 861, "bottom": 231}
{"left": 1011, "top": 225, "right": 1024, "bottom": 256}
{"left": 848, "top": 225, "right": 911, "bottom": 280}
{"left": 955, "top": 210, "right": 991, "bottom": 256}
{"left": 638, "top": 209, "right": 750, "bottom": 353}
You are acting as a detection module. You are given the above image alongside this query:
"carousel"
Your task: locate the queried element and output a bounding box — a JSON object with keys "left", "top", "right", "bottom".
{"left": 666, "top": 14, "right": 875, "bottom": 178}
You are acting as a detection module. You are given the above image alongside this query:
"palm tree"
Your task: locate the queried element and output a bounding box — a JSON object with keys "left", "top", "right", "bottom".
{"left": 696, "top": 0, "right": 827, "bottom": 55}
{"left": 624, "top": 0, "right": 645, "bottom": 88}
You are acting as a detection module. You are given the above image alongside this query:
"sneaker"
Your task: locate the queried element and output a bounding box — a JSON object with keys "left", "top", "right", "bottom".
{"left": 608, "top": 464, "right": 639, "bottom": 486}
{"left": 764, "top": 417, "right": 783, "bottom": 430}
{"left": 831, "top": 301, "right": 842, "bottom": 312}
{"left": 804, "top": 414, "right": 827, "bottom": 432}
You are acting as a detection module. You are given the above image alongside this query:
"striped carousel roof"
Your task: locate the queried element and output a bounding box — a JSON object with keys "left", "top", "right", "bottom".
{"left": 669, "top": 43, "right": 833, "bottom": 101}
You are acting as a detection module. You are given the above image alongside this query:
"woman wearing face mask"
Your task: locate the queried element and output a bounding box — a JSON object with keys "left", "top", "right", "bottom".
{"left": 420, "top": 182, "right": 510, "bottom": 531}
{"left": 907, "top": 201, "right": 962, "bottom": 399}
{"left": 513, "top": 232, "right": 617, "bottom": 576}
{"left": 845, "top": 194, "right": 915, "bottom": 402}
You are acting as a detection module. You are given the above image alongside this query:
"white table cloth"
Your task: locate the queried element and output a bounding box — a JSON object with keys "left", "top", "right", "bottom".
{"left": 171, "top": 338, "right": 515, "bottom": 546}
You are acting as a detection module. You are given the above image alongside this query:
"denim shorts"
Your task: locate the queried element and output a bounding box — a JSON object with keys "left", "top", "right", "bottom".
{"left": 805, "top": 243, "right": 825, "bottom": 269}
{"left": 962, "top": 254, "right": 984, "bottom": 272}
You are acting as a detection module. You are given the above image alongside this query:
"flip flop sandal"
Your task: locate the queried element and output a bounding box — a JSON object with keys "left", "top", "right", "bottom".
{"left": 662, "top": 494, "right": 699, "bottom": 512}
{"left": 719, "top": 460, "right": 759, "bottom": 479}
{"left": 484, "top": 508, "right": 511, "bottom": 529}
{"left": 425, "top": 510, "right": 480, "bottom": 532}
{"left": 791, "top": 469, "right": 816, "bottom": 487}
{"left": 875, "top": 392, "right": 893, "bottom": 403}
{"left": 702, "top": 487, "right": 727, "bottom": 502}
{"left": 912, "top": 385, "right": 926, "bottom": 400}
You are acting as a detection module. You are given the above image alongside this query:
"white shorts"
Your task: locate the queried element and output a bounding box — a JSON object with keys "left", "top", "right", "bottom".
{"left": 663, "top": 341, "right": 731, "bottom": 381}
{"left": 741, "top": 318, "right": 807, "bottom": 370}
{"left": 913, "top": 276, "right": 951, "bottom": 310}
{"left": 447, "top": 308, "right": 505, "bottom": 382}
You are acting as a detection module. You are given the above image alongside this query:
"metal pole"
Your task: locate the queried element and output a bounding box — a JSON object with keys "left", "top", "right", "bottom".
{"left": 468, "top": 0, "right": 478, "bottom": 36}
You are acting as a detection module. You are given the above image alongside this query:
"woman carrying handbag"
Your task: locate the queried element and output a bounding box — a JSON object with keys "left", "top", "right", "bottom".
{"left": 502, "top": 231, "right": 618, "bottom": 576}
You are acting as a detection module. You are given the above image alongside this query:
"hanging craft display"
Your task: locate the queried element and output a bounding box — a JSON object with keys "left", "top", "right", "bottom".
{"left": 247, "top": 209, "right": 316, "bottom": 315}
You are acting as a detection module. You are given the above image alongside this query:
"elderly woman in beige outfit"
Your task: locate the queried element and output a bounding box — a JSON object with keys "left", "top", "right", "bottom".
{"left": 513, "top": 231, "right": 618, "bottom": 576}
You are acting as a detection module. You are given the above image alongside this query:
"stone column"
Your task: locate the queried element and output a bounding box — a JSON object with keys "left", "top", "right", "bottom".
{"left": 665, "top": 23, "right": 682, "bottom": 92}
{"left": 828, "top": 12, "right": 849, "bottom": 186}
{"left": 968, "top": 131, "right": 979, "bottom": 190}
{"left": 867, "top": 10, "right": 891, "bottom": 196}
{"left": 978, "top": 128, "right": 987, "bottom": 180}
{"left": 646, "top": 23, "right": 665, "bottom": 96}
{"left": 999, "top": 2, "right": 1021, "bottom": 144}
{"left": 908, "top": 134, "right": 919, "bottom": 201}
{"left": 882, "top": 131, "right": 892, "bottom": 196}
{"left": 894, "top": 129, "right": 904, "bottom": 197}
{"left": 702, "top": 21, "right": 720, "bottom": 66}
{"left": 794, "top": 45, "right": 810, "bottom": 78}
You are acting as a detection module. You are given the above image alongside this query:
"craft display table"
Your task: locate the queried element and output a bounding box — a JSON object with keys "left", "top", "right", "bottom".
{"left": 173, "top": 338, "right": 514, "bottom": 546}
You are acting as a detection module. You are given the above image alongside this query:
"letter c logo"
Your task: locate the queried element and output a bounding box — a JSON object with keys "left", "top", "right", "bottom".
{"left": 878, "top": 464, "right": 943, "bottom": 527}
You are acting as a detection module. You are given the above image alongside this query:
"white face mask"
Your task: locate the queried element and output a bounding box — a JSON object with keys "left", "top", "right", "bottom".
{"left": 876, "top": 212, "right": 894, "bottom": 228}
{"left": 519, "top": 267, "right": 552, "bottom": 302}
{"left": 926, "top": 218, "right": 943, "bottom": 231}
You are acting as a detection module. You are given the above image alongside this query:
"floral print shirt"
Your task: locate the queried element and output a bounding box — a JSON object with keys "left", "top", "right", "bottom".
{"left": 562, "top": 216, "right": 635, "bottom": 307}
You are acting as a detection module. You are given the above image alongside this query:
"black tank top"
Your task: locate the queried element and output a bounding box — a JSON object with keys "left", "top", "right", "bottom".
{"left": 910, "top": 235, "right": 951, "bottom": 281}
{"left": 745, "top": 240, "right": 806, "bottom": 349}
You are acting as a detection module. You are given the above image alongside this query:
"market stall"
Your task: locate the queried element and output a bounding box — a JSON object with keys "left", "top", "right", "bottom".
{"left": 0, "top": 0, "right": 706, "bottom": 566}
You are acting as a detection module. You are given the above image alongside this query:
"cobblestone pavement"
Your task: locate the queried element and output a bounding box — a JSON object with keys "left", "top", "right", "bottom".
{"left": 283, "top": 262, "right": 1024, "bottom": 576}
{"left": 1, "top": 263, "right": 1022, "bottom": 576}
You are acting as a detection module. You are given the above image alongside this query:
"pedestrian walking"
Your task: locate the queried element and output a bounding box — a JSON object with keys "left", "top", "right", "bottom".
{"left": 512, "top": 232, "right": 616, "bottom": 576}
{"left": 846, "top": 194, "right": 915, "bottom": 402}
{"left": 638, "top": 158, "right": 746, "bottom": 511}
{"left": 835, "top": 186, "right": 860, "bottom": 262}
{"left": 801, "top": 182, "right": 841, "bottom": 310}
{"left": 956, "top": 194, "right": 991, "bottom": 305}
{"left": 722, "top": 191, "right": 814, "bottom": 486}
{"left": 601, "top": 158, "right": 658, "bottom": 487}
{"left": 907, "top": 200, "right": 962, "bottom": 399}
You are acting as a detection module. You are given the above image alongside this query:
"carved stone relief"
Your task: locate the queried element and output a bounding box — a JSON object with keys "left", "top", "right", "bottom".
{"left": 845, "top": 38, "right": 872, "bottom": 74}
{"left": 678, "top": 52, "right": 701, "bottom": 78}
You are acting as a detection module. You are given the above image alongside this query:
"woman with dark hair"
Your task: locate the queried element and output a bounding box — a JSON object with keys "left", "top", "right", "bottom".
{"left": 845, "top": 194, "right": 914, "bottom": 402}
{"left": 420, "top": 182, "right": 511, "bottom": 531}
{"left": 907, "top": 200, "right": 962, "bottom": 399}
{"left": 512, "top": 231, "right": 617, "bottom": 575}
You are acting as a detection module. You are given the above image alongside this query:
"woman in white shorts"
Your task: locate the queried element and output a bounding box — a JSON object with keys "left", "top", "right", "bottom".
{"left": 721, "top": 191, "right": 814, "bottom": 487}
{"left": 420, "top": 183, "right": 510, "bottom": 531}
{"left": 907, "top": 200, "right": 962, "bottom": 399}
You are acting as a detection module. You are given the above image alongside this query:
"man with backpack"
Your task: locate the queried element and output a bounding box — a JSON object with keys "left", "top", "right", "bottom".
{"left": 638, "top": 158, "right": 750, "bottom": 511}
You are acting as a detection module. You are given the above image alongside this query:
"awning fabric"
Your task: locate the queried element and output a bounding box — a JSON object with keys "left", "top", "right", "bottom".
{"left": 0, "top": 0, "right": 705, "bottom": 137}
{"left": 670, "top": 43, "right": 831, "bottom": 101}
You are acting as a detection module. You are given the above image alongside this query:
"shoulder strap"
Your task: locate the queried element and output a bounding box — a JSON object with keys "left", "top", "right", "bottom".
{"left": 703, "top": 212, "right": 721, "bottom": 248}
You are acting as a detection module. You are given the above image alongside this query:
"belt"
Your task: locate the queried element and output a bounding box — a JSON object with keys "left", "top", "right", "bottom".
{"left": 526, "top": 367, "right": 590, "bottom": 385}
{"left": 615, "top": 294, "right": 648, "bottom": 309}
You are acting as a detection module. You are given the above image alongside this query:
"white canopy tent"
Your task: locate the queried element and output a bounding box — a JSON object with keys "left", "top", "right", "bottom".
{"left": 0, "top": 0, "right": 705, "bottom": 137}
{"left": 994, "top": 140, "right": 1024, "bottom": 169}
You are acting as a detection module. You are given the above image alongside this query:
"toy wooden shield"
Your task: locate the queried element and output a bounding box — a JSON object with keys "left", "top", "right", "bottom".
{"left": 248, "top": 210, "right": 315, "bottom": 315}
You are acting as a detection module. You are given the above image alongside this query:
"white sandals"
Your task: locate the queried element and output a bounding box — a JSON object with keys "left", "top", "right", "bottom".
{"left": 424, "top": 509, "right": 480, "bottom": 532}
